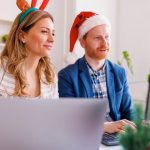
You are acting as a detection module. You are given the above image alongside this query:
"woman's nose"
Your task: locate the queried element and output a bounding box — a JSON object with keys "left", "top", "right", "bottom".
{"left": 48, "top": 33, "right": 54, "bottom": 42}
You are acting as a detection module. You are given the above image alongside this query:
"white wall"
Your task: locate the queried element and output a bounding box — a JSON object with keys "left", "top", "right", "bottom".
{"left": 118, "top": 0, "right": 150, "bottom": 101}
{"left": 47, "top": 0, "right": 66, "bottom": 72}
{"left": 0, "top": 0, "right": 20, "bottom": 21}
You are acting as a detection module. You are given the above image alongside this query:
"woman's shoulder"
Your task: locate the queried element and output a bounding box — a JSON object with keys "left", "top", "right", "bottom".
{"left": 0, "top": 61, "right": 15, "bottom": 86}
{"left": 0, "top": 66, "right": 5, "bottom": 75}
{"left": 0, "top": 67, "right": 15, "bottom": 97}
{"left": 0, "top": 58, "right": 8, "bottom": 75}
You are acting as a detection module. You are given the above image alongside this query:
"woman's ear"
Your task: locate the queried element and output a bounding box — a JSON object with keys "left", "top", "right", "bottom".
{"left": 79, "top": 38, "right": 86, "bottom": 48}
{"left": 19, "top": 31, "right": 26, "bottom": 43}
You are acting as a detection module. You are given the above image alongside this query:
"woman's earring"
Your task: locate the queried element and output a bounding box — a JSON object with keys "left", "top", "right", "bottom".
{"left": 22, "top": 40, "right": 26, "bottom": 44}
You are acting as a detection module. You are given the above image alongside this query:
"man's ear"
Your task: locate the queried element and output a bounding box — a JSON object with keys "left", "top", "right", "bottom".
{"left": 19, "top": 31, "right": 27, "bottom": 43}
{"left": 79, "top": 38, "right": 86, "bottom": 48}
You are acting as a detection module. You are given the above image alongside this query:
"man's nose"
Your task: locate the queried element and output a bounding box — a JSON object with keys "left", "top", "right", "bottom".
{"left": 101, "top": 38, "right": 108, "bottom": 47}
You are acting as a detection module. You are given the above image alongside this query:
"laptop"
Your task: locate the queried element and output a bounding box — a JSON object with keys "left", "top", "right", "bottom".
{"left": 0, "top": 97, "right": 107, "bottom": 150}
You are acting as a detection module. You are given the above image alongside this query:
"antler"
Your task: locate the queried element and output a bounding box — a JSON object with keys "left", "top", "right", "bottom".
{"left": 31, "top": 0, "right": 37, "bottom": 7}
{"left": 39, "top": 0, "right": 49, "bottom": 10}
{"left": 17, "top": 0, "right": 50, "bottom": 12}
{"left": 16, "top": 0, "right": 30, "bottom": 12}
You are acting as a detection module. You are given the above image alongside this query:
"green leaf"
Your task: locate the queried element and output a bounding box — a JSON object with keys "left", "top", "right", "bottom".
{"left": 118, "top": 50, "right": 133, "bottom": 75}
{"left": 148, "top": 74, "right": 150, "bottom": 82}
{"left": 1, "top": 34, "right": 8, "bottom": 43}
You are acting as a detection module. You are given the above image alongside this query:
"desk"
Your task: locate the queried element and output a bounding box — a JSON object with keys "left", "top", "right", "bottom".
{"left": 99, "top": 144, "right": 122, "bottom": 150}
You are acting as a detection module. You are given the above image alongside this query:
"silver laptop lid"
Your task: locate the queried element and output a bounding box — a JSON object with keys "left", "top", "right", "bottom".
{"left": 0, "top": 98, "right": 107, "bottom": 150}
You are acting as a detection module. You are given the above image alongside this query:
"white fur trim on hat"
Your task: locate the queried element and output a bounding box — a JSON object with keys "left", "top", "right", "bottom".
{"left": 78, "top": 14, "right": 111, "bottom": 39}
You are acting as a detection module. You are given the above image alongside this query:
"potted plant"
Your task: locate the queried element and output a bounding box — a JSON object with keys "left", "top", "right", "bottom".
{"left": 117, "top": 50, "right": 133, "bottom": 74}
{"left": 1, "top": 34, "right": 8, "bottom": 43}
{"left": 119, "top": 74, "right": 150, "bottom": 150}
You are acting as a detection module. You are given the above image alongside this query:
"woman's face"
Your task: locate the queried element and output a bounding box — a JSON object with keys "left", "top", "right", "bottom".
{"left": 22, "top": 17, "right": 55, "bottom": 58}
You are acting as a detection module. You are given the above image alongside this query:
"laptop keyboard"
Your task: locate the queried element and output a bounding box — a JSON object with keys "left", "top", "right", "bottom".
{"left": 101, "top": 132, "right": 120, "bottom": 146}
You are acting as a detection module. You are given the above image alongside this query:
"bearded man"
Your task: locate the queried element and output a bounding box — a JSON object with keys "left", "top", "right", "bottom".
{"left": 58, "top": 11, "right": 135, "bottom": 134}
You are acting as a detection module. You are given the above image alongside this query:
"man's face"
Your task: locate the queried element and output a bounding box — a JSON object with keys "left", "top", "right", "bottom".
{"left": 80, "top": 24, "right": 110, "bottom": 60}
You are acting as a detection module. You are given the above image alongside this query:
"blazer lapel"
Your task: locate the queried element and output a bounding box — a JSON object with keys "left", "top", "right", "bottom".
{"left": 105, "top": 60, "right": 116, "bottom": 117}
{"left": 78, "top": 57, "right": 93, "bottom": 97}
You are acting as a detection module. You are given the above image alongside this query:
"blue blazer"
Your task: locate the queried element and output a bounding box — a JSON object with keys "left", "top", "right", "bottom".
{"left": 58, "top": 57, "right": 132, "bottom": 121}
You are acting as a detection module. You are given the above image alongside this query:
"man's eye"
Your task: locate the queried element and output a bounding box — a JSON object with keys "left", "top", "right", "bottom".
{"left": 105, "top": 36, "right": 109, "bottom": 39}
{"left": 95, "top": 37, "right": 100, "bottom": 39}
{"left": 52, "top": 33, "right": 55, "bottom": 36}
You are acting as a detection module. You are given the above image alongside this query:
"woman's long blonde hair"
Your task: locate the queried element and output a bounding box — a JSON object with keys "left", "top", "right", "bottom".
{"left": 0, "top": 10, "right": 55, "bottom": 96}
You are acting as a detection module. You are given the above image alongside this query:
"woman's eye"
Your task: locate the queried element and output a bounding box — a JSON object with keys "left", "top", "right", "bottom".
{"left": 41, "top": 30, "right": 48, "bottom": 33}
{"left": 52, "top": 33, "right": 55, "bottom": 36}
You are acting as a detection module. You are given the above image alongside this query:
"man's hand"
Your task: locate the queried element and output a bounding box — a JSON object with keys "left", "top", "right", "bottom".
{"left": 104, "top": 119, "right": 136, "bottom": 134}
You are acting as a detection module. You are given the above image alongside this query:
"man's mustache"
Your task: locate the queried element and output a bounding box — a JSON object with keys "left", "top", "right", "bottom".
{"left": 97, "top": 47, "right": 109, "bottom": 50}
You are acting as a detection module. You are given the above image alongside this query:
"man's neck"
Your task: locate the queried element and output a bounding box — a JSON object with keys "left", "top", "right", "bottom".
{"left": 85, "top": 55, "right": 105, "bottom": 71}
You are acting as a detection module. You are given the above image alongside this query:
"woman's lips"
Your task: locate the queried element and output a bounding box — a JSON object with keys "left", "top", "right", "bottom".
{"left": 44, "top": 45, "right": 53, "bottom": 50}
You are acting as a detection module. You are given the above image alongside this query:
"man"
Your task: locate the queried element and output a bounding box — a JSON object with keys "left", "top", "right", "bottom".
{"left": 58, "top": 11, "right": 135, "bottom": 133}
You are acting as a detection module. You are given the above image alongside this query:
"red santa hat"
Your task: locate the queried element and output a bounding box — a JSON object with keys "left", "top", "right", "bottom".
{"left": 69, "top": 11, "right": 111, "bottom": 52}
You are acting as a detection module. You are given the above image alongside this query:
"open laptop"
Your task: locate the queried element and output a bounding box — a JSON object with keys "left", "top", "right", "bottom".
{"left": 0, "top": 97, "right": 107, "bottom": 150}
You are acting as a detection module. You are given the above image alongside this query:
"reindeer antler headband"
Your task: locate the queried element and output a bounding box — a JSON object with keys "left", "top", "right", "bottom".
{"left": 17, "top": 0, "right": 49, "bottom": 25}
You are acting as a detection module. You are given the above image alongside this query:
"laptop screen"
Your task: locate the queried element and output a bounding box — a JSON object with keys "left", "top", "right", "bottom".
{"left": 0, "top": 98, "right": 107, "bottom": 150}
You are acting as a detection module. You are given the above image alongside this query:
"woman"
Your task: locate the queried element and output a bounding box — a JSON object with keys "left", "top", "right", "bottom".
{"left": 0, "top": 1, "right": 58, "bottom": 98}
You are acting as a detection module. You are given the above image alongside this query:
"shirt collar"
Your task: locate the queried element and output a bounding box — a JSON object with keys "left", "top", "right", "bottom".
{"left": 84, "top": 58, "right": 106, "bottom": 75}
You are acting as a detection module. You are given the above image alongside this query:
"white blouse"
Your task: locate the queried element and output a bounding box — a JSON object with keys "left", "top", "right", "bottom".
{"left": 0, "top": 68, "right": 59, "bottom": 99}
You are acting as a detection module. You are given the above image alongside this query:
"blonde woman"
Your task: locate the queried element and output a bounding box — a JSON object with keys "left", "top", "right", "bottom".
{"left": 0, "top": 0, "right": 58, "bottom": 98}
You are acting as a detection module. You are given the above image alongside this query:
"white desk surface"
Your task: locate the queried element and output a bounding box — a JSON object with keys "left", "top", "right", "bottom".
{"left": 99, "top": 144, "right": 122, "bottom": 150}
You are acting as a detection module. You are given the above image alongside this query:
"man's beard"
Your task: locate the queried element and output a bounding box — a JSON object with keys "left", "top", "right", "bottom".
{"left": 87, "top": 47, "right": 109, "bottom": 60}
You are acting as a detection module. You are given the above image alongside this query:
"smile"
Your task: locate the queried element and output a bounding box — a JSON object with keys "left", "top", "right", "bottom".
{"left": 44, "top": 45, "right": 53, "bottom": 50}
